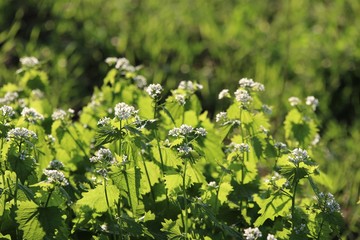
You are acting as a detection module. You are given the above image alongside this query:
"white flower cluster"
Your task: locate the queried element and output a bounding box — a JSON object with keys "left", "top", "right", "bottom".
{"left": 229, "top": 142, "right": 250, "bottom": 153}
{"left": 105, "top": 57, "right": 135, "bottom": 72}
{"left": 47, "top": 134, "right": 56, "bottom": 144}
{"left": 288, "top": 97, "right": 301, "bottom": 106}
{"left": 7, "top": 127, "right": 37, "bottom": 143}
{"left": 215, "top": 112, "right": 228, "bottom": 123}
{"left": 234, "top": 89, "right": 252, "bottom": 105}
{"left": 262, "top": 105, "right": 272, "bottom": 115}
{"left": 288, "top": 148, "right": 309, "bottom": 165}
{"left": 293, "top": 223, "right": 307, "bottom": 235}
{"left": 266, "top": 234, "right": 277, "bottom": 240}
{"left": 318, "top": 192, "right": 341, "bottom": 213}
{"left": 133, "top": 75, "right": 147, "bottom": 89}
{"left": 114, "top": 102, "right": 138, "bottom": 120}
{"left": 145, "top": 84, "right": 163, "bottom": 99}
{"left": 207, "top": 181, "right": 218, "bottom": 189}
{"left": 43, "top": 169, "right": 69, "bottom": 186}
{"left": 168, "top": 124, "right": 207, "bottom": 138}
{"left": 90, "top": 148, "right": 116, "bottom": 165}
{"left": 195, "top": 127, "right": 207, "bottom": 136}
{"left": 274, "top": 142, "right": 287, "bottom": 150}
{"left": 20, "top": 56, "right": 39, "bottom": 68}
{"left": 47, "top": 159, "right": 64, "bottom": 170}
{"left": 175, "top": 94, "right": 186, "bottom": 105}
{"left": 52, "top": 108, "right": 74, "bottom": 121}
{"left": 178, "top": 81, "right": 203, "bottom": 93}
{"left": 31, "top": 89, "right": 44, "bottom": 99}
{"left": 239, "top": 78, "right": 265, "bottom": 91}
{"left": 0, "top": 105, "right": 15, "bottom": 118}
{"left": 218, "top": 89, "right": 230, "bottom": 99}
{"left": 97, "top": 117, "right": 111, "bottom": 127}
{"left": 306, "top": 96, "right": 319, "bottom": 111}
{"left": 243, "top": 227, "right": 262, "bottom": 240}
{"left": 0, "top": 92, "right": 19, "bottom": 105}
{"left": 21, "top": 107, "right": 44, "bottom": 123}
{"left": 177, "top": 144, "right": 193, "bottom": 155}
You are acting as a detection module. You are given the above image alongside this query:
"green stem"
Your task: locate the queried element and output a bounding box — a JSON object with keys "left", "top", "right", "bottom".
{"left": 214, "top": 172, "right": 225, "bottom": 214}
{"left": 316, "top": 216, "right": 325, "bottom": 239}
{"left": 119, "top": 121, "right": 123, "bottom": 156}
{"left": 104, "top": 178, "right": 117, "bottom": 240}
{"left": 66, "top": 126, "right": 88, "bottom": 158}
{"left": 182, "top": 158, "right": 188, "bottom": 239}
{"left": 141, "top": 155, "right": 155, "bottom": 202}
{"left": 116, "top": 199, "right": 123, "bottom": 239}
{"left": 44, "top": 188, "right": 54, "bottom": 208}
{"left": 291, "top": 178, "right": 299, "bottom": 232}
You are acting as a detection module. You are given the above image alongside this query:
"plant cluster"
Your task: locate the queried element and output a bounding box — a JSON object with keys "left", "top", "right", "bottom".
{"left": 0, "top": 58, "right": 344, "bottom": 239}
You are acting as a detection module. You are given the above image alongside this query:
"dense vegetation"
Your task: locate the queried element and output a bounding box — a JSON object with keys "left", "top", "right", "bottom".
{"left": 0, "top": 58, "right": 344, "bottom": 239}
{"left": 0, "top": 0, "right": 359, "bottom": 239}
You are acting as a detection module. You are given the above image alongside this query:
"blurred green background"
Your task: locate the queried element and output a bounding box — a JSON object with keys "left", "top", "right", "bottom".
{"left": 0, "top": 0, "right": 359, "bottom": 238}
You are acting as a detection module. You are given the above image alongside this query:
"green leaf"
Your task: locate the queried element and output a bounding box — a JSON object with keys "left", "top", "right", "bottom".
{"left": 16, "top": 201, "right": 68, "bottom": 240}
{"left": 284, "top": 109, "right": 318, "bottom": 147}
{"left": 8, "top": 149, "right": 36, "bottom": 184}
{"left": 217, "top": 182, "right": 233, "bottom": 205}
{"left": 75, "top": 184, "right": 120, "bottom": 213}
{"left": 253, "top": 193, "right": 292, "bottom": 226}
{"left": 163, "top": 170, "right": 183, "bottom": 195}
{"left": 161, "top": 218, "right": 182, "bottom": 239}
{"left": 109, "top": 167, "right": 141, "bottom": 215}
{"left": 138, "top": 160, "right": 161, "bottom": 195}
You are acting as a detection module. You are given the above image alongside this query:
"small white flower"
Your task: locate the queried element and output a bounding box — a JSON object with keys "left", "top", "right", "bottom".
{"left": 168, "top": 128, "right": 181, "bottom": 137}
{"left": 207, "top": 181, "right": 218, "bottom": 188}
{"left": 52, "top": 109, "right": 67, "bottom": 121}
{"left": 318, "top": 192, "right": 340, "bottom": 213}
{"left": 115, "top": 58, "right": 130, "bottom": 69}
{"left": 177, "top": 144, "right": 193, "bottom": 155}
{"left": 289, "top": 148, "right": 309, "bottom": 164}
{"left": 0, "top": 92, "right": 19, "bottom": 105}
{"left": 234, "top": 89, "right": 252, "bottom": 105}
{"left": 294, "top": 223, "right": 307, "bottom": 234}
{"left": 229, "top": 142, "right": 250, "bottom": 153}
{"left": 133, "top": 75, "right": 147, "bottom": 89}
{"left": 145, "top": 84, "right": 163, "bottom": 99}
{"left": 312, "top": 134, "right": 321, "bottom": 146}
{"left": 114, "top": 102, "right": 138, "bottom": 120}
{"left": 90, "top": 148, "right": 116, "bottom": 165}
{"left": 288, "top": 97, "right": 301, "bottom": 106}
{"left": 105, "top": 57, "right": 118, "bottom": 66}
{"left": 274, "top": 142, "right": 287, "bottom": 150}
{"left": 262, "top": 105, "right": 272, "bottom": 115}
{"left": 21, "top": 107, "right": 44, "bottom": 123}
{"left": 239, "top": 78, "right": 255, "bottom": 88}
{"left": 306, "top": 96, "right": 319, "bottom": 111}
{"left": 178, "top": 81, "right": 203, "bottom": 93}
{"left": 243, "top": 227, "right": 262, "bottom": 240}
{"left": 175, "top": 94, "right": 186, "bottom": 105}
{"left": 215, "top": 112, "right": 228, "bottom": 123}
{"left": 0, "top": 105, "right": 15, "bottom": 118}
{"left": 31, "top": 89, "right": 44, "bottom": 99}
{"left": 48, "top": 160, "right": 64, "bottom": 170}
{"left": 195, "top": 127, "right": 207, "bottom": 137}
{"left": 252, "top": 82, "right": 265, "bottom": 91}
{"left": 7, "top": 127, "right": 37, "bottom": 143}
{"left": 20, "top": 56, "right": 39, "bottom": 67}
{"left": 267, "top": 234, "right": 277, "bottom": 240}
{"left": 218, "top": 89, "right": 230, "bottom": 99}
{"left": 97, "top": 117, "right": 111, "bottom": 127}
{"left": 47, "top": 134, "right": 56, "bottom": 144}
{"left": 43, "top": 169, "right": 69, "bottom": 186}
{"left": 179, "top": 124, "right": 194, "bottom": 135}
